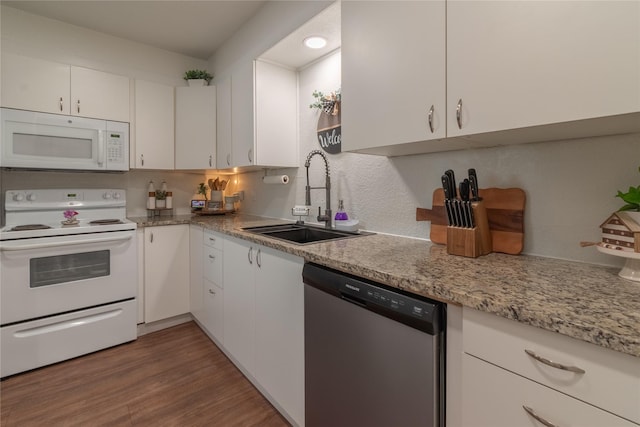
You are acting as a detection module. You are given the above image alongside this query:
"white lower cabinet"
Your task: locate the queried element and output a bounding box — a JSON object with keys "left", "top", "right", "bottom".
{"left": 462, "top": 353, "right": 637, "bottom": 427}
{"left": 189, "top": 225, "right": 204, "bottom": 324}
{"left": 462, "top": 308, "right": 640, "bottom": 426}
{"left": 223, "top": 236, "right": 304, "bottom": 426}
{"left": 143, "top": 225, "right": 190, "bottom": 323}
{"left": 202, "top": 231, "right": 224, "bottom": 343}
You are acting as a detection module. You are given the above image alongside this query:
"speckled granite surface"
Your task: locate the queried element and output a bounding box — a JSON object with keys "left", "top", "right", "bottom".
{"left": 130, "top": 213, "right": 640, "bottom": 358}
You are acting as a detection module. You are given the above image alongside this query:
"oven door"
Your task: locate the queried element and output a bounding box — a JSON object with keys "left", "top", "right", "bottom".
{"left": 0, "top": 230, "right": 137, "bottom": 324}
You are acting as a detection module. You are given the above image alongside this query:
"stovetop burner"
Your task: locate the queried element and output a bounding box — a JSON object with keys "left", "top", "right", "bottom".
{"left": 10, "top": 224, "right": 53, "bottom": 231}
{"left": 89, "top": 219, "right": 124, "bottom": 225}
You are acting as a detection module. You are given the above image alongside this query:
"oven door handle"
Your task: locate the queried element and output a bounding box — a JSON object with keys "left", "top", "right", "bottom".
{"left": 0, "top": 234, "right": 133, "bottom": 251}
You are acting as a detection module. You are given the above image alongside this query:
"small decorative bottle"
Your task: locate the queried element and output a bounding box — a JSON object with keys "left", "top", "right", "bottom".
{"left": 147, "top": 181, "right": 156, "bottom": 209}
{"left": 166, "top": 191, "right": 173, "bottom": 209}
{"left": 335, "top": 199, "right": 349, "bottom": 221}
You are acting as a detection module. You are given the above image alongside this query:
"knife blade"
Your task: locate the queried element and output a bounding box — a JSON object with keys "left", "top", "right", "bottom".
{"left": 444, "top": 170, "right": 461, "bottom": 226}
{"left": 460, "top": 179, "right": 474, "bottom": 228}
{"left": 468, "top": 168, "right": 480, "bottom": 201}
{"left": 459, "top": 180, "right": 470, "bottom": 227}
{"left": 441, "top": 174, "right": 454, "bottom": 226}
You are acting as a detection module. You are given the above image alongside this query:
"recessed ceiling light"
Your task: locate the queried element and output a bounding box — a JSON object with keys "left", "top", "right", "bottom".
{"left": 304, "top": 36, "right": 327, "bottom": 49}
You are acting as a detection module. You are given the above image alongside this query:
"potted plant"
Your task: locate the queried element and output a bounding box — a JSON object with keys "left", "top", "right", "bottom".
{"left": 155, "top": 190, "right": 167, "bottom": 208}
{"left": 184, "top": 69, "right": 213, "bottom": 87}
{"left": 616, "top": 166, "right": 640, "bottom": 212}
{"left": 197, "top": 183, "right": 208, "bottom": 201}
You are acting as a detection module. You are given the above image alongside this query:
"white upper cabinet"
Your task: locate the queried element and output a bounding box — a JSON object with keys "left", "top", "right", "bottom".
{"left": 342, "top": 0, "right": 640, "bottom": 156}
{"left": 175, "top": 86, "right": 217, "bottom": 169}
{"left": 133, "top": 79, "right": 175, "bottom": 169}
{"left": 227, "top": 59, "right": 298, "bottom": 169}
{"left": 341, "top": 1, "right": 448, "bottom": 154}
{"left": 70, "top": 66, "right": 130, "bottom": 123}
{"left": 1, "top": 52, "right": 129, "bottom": 122}
{"left": 447, "top": 0, "right": 640, "bottom": 138}
{"left": 216, "top": 76, "right": 233, "bottom": 169}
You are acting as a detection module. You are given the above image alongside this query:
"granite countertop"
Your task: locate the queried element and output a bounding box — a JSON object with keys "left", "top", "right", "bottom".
{"left": 130, "top": 213, "right": 640, "bottom": 358}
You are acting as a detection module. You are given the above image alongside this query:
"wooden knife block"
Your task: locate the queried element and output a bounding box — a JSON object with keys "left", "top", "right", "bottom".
{"left": 416, "top": 187, "right": 526, "bottom": 256}
{"left": 446, "top": 201, "right": 492, "bottom": 258}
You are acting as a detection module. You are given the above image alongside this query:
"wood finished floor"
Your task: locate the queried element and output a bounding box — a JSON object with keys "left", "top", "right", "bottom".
{"left": 0, "top": 321, "right": 290, "bottom": 427}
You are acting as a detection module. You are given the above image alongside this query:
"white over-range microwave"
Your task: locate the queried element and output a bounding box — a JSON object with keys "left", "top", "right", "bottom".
{"left": 0, "top": 108, "right": 129, "bottom": 171}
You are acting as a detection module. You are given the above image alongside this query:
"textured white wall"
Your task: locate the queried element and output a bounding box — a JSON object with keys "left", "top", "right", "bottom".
{"left": 237, "top": 50, "right": 640, "bottom": 266}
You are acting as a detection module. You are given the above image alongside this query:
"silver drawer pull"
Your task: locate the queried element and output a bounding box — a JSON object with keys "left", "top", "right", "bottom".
{"left": 428, "top": 105, "right": 435, "bottom": 133}
{"left": 209, "top": 255, "right": 215, "bottom": 259}
{"left": 208, "top": 289, "right": 216, "bottom": 295}
{"left": 525, "top": 349, "right": 585, "bottom": 374}
{"left": 523, "top": 405, "right": 559, "bottom": 427}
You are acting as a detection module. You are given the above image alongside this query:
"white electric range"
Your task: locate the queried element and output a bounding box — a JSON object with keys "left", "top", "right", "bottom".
{"left": 0, "top": 189, "right": 138, "bottom": 377}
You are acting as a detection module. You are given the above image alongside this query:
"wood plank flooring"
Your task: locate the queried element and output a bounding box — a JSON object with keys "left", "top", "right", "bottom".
{"left": 1, "top": 321, "right": 290, "bottom": 427}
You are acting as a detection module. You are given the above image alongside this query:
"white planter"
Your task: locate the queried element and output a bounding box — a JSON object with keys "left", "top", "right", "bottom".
{"left": 187, "top": 79, "right": 207, "bottom": 87}
{"left": 156, "top": 199, "right": 166, "bottom": 208}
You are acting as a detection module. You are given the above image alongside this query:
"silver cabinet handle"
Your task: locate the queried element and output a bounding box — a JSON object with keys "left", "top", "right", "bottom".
{"left": 209, "top": 155, "right": 212, "bottom": 167}
{"left": 208, "top": 237, "right": 216, "bottom": 243}
{"left": 208, "top": 254, "right": 215, "bottom": 260}
{"left": 226, "top": 153, "right": 231, "bottom": 166}
{"left": 140, "top": 154, "right": 144, "bottom": 167}
{"left": 60, "top": 97, "right": 64, "bottom": 112}
{"left": 77, "top": 99, "right": 81, "bottom": 114}
{"left": 208, "top": 289, "right": 216, "bottom": 295}
{"left": 456, "top": 98, "right": 463, "bottom": 129}
{"left": 256, "top": 249, "right": 261, "bottom": 268}
{"left": 428, "top": 105, "right": 435, "bottom": 133}
{"left": 150, "top": 232, "right": 154, "bottom": 243}
{"left": 522, "top": 406, "right": 559, "bottom": 427}
{"left": 524, "top": 349, "right": 585, "bottom": 374}
{"left": 248, "top": 247, "right": 253, "bottom": 264}
{"left": 248, "top": 148, "right": 253, "bottom": 163}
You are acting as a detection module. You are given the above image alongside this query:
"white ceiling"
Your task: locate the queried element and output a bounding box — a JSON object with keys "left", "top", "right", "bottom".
{"left": 2, "top": 1, "right": 267, "bottom": 60}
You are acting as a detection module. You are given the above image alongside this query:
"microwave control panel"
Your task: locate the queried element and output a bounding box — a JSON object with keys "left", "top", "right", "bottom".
{"left": 105, "top": 121, "right": 129, "bottom": 171}
{"left": 107, "top": 132, "right": 125, "bottom": 163}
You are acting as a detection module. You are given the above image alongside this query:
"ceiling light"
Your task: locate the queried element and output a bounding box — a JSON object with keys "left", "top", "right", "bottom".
{"left": 304, "top": 36, "right": 327, "bottom": 49}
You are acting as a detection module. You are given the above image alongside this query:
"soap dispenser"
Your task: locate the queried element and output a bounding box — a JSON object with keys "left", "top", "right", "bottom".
{"left": 335, "top": 199, "right": 349, "bottom": 221}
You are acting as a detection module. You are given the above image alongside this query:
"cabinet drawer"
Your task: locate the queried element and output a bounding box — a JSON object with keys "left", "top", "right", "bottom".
{"left": 204, "top": 246, "right": 223, "bottom": 287}
{"left": 462, "top": 354, "right": 637, "bottom": 427}
{"left": 203, "top": 279, "right": 223, "bottom": 343}
{"left": 203, "top": 231, "right": 224, "bottom": 250}
{"left": 463, "top": 308, "right": 640, "bottom": 423}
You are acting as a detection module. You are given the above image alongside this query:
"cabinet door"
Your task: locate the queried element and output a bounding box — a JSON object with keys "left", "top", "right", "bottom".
{"left": 144, "top": 225, "right": 190, "bottom": 323}
{"left": 222, "top": 237, "right": 256, "bottom": 373}
{"left": 134, "top": 80, "right": 175, "bottom": 169}
{"left": 447, "top": 1, "right": 640, "bottom": 137}
{"left": 254, "top": 247, "right": 305, "bottom": 426}
{"left": 254, "top": 60, "right": 298, "bottom": 167}
{"left": 203, "top": 279, "right": 224, "bottom": 343}
{"left": 175, "top": 86, "right": 217, "bottom": 169}
{"left": 231, "top": 61, "right": 255, "bottom": 168}
{"left": 462, "top": 354, "right": 637, "bottom": 427}
{"left": 70, "top": 66, "right": 130, "bottom": 122}
{"left": 341, "top": 1, "right": 447, "bottom": 154}
{"left": 189, "top": 225, "right": 204, "bottom": 324}
{"left": 1, "top": 52, "right": 70, "bottom": 115}
{"left": 216, "top": 76, "right": 233, "bottom": 169}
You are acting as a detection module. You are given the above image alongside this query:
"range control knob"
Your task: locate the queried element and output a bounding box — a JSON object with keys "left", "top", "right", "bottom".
{"left": 26, "top": 193, "right": 37, "bottom": 201}
{"left": 112, "top": 192, "right": 122, "bottom": 199}
{"left": 12, "top": 193, "right": 24, "bottom": 201}
{"left": 103, "top": 192, "right": 112, "bottom": 199}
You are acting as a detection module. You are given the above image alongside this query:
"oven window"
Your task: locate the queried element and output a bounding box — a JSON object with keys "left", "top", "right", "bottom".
{"left": 30, "top": 250, "right": 110, "bottom": 288}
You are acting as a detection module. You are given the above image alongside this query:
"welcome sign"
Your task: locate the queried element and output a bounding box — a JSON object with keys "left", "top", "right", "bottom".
{"left": 317, "top": 104, "right": 341, "bottom": 155}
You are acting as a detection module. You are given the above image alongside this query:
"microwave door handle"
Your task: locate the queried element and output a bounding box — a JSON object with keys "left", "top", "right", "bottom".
{"left": 97, "top": 130, "right": 105, "bottom": 166}
{"left": 0, "top": 234, "right": 133, "bottom": 252}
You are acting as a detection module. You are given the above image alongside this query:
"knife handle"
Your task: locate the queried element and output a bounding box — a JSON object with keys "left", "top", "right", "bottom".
{"left": 468, "top": 169, "right": 480, "bottom": 201}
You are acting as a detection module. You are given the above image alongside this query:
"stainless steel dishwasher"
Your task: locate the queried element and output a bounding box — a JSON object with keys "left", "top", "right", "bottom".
{"left": 303, "top": 263, "right": 445, "bottom": 427}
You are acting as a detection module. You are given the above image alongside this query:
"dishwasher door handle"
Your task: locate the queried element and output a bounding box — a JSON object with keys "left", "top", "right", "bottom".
{"left": 340, "top": 293, "right": 367, "bottom": 308}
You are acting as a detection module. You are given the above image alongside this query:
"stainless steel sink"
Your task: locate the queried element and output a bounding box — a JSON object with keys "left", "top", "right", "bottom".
{"left": 242, "top": 223, "right": 372, "bottom": 245}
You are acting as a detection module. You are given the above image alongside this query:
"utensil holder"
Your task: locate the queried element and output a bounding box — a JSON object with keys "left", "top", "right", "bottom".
{"left": 446, "top": 201, "right": 492, "bottom": 258}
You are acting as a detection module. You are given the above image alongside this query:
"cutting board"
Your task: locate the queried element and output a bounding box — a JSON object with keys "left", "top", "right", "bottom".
{"left": 416, "top": 188, "right": 526, "bottom": 255}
